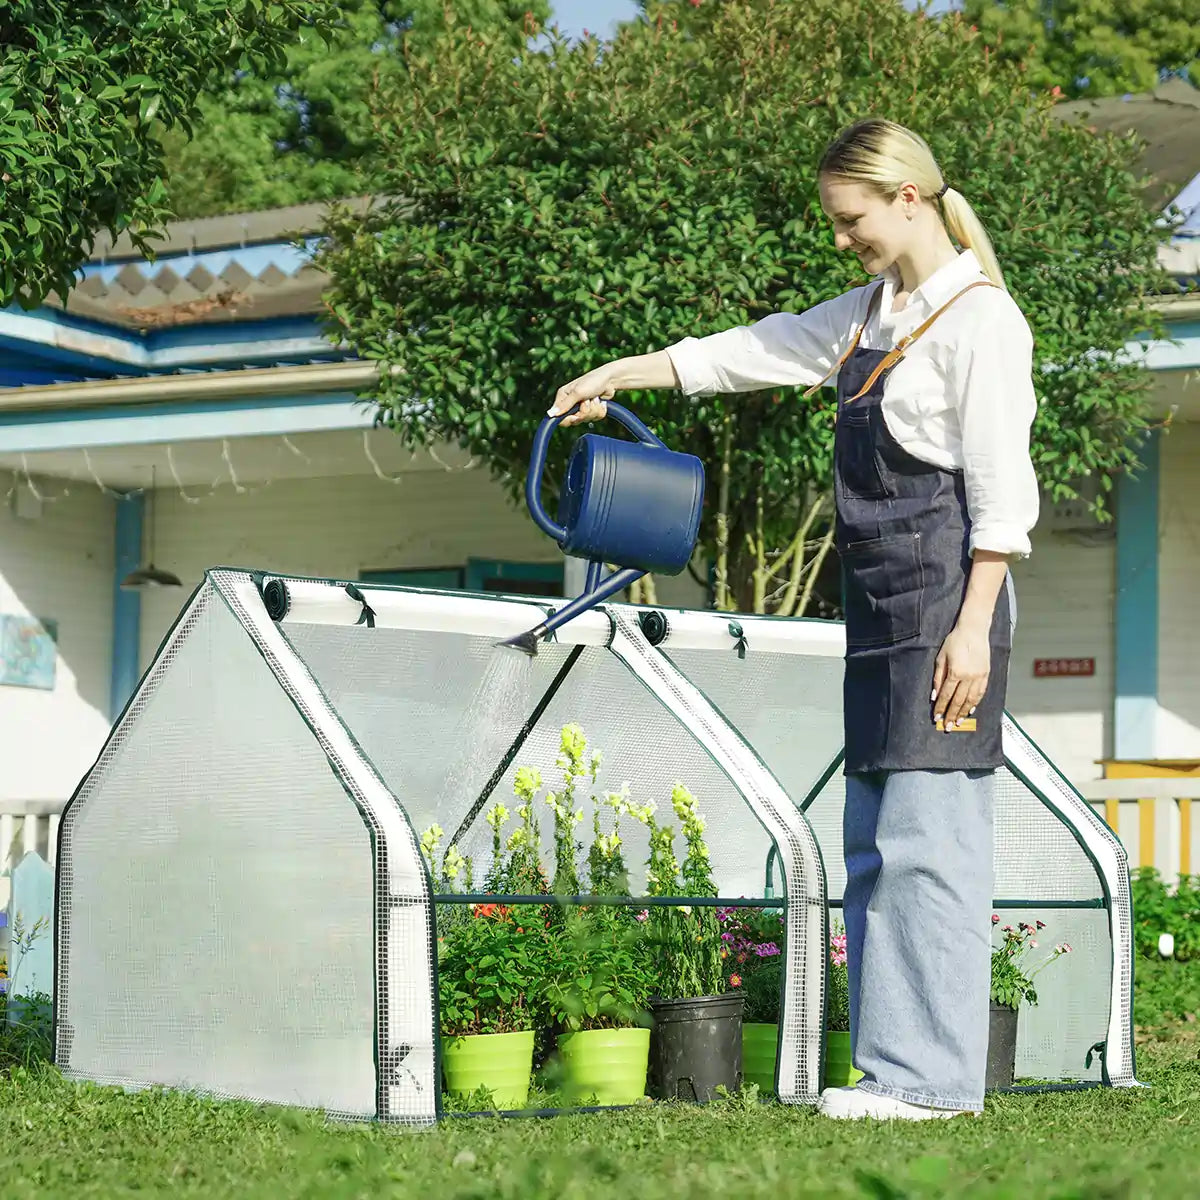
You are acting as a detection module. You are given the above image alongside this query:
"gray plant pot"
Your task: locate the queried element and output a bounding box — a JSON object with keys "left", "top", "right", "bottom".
{"left": 985, "top": 1002, "right": 1019, "bottom": 1090}
{"left": 647, "top": 992, "right": 745, "bottom": 1103}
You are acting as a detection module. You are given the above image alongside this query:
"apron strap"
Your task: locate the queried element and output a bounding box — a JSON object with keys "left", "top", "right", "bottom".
{"left": 800, "top": 283, "right": 885, "bottom": 400}
{"left": 841, "top": 279, "right": 1000, "bottom": 404}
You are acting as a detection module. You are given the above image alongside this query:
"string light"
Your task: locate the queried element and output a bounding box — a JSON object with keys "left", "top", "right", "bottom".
{"left": 362, "top": 428, "right": 404, "bottom": 484}
{"left": 5, "top": 430, "right": 478, "bottom": 516}
{"left": 220, "top": 438, "right": 248, "bottom": 495}
{"left": 82, "top": 448, "right": 132, "bottom": 499}
{"left": 166, "top": 444, "right": 203, "bottom": 505}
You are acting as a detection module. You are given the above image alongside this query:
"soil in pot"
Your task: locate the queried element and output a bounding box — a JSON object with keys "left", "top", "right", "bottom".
{"left": 442, "top": 1029, "right": 535, "bottom": 1109}
{"left": 648, "top": 992, "right": 744, "bottom": 1103}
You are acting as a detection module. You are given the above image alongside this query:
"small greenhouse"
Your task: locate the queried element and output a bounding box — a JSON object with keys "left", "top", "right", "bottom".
{"left": 53, "top": 569, "right": 1140, "bottom": 1127}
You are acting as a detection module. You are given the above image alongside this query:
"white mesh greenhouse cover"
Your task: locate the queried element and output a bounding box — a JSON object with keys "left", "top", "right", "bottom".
{"left": 53, "top": 568, "right": 1140, "bottom": 1125}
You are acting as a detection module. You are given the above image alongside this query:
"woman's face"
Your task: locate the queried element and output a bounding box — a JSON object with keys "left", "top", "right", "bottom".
{"left": 818, "top": 175, "right": 914, "bottom": 277}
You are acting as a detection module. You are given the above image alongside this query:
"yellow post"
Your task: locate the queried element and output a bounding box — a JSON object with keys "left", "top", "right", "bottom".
{"left": 1181, "top": 799, "right": 1192, "bottom": 878}
{"left": 1105, "top": 799, "right": 1120, "bottom": 834}
{"left": 1138, "top": 798, "right": 1156, "bottom": 869}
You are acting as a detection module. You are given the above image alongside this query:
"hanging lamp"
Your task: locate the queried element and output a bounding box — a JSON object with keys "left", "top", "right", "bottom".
{"left": 121, "top": 465, "right": 182, "bottom": 590}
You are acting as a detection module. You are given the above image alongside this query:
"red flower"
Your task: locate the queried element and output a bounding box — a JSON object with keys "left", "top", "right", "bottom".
{"left": 730, "top": 974, "right": 742, "bottom": 987}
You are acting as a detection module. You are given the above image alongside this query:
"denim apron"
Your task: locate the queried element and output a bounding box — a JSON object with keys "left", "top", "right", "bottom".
{"left": 821, "top": 281, "right": 1012, "bottom": 774}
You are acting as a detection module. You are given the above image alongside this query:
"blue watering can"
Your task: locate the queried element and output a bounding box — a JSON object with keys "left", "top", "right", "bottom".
{"left": 500, "top": 403, "right": 705, "bottom": 654}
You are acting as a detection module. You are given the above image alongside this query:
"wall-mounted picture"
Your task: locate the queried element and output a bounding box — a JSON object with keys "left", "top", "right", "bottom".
{"left": 0, "top": 614, "right": 59, "bottom": 691}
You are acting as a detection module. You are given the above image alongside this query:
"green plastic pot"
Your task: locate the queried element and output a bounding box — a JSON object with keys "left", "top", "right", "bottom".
{"left": 556, "top": 1027, "right": 650, "bottom": 1106}
{"left": 742, "top": 1022, "right": 779, "bottom": 1095}
{"left": 442, "top": 1029, "right": 535, "bottom": 1109}
{"left": 824, "top": 1030, "right": 864, "bottom": 1088}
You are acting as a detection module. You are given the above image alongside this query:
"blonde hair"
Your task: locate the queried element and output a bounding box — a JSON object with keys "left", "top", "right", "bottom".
{"left": 819, "top": 118, "right": 1006, "bottom": 291}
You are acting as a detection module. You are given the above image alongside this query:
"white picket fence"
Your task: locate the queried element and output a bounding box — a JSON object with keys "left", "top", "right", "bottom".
{"left": 1077, "top": 777, "right": 1200, "bottom": 886}
{"left": 0, "top": 801, "right": 60, "bottom": 915}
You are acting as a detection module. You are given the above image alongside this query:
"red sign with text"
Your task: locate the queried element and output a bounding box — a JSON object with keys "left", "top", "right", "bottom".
{"left": 1033, "top": 658, "right": 1095, "bottom": 678}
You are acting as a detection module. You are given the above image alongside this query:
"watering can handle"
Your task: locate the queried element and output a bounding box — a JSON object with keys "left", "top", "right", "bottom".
{"left": 525, "top": 402, "right": 667, "bottom": 543}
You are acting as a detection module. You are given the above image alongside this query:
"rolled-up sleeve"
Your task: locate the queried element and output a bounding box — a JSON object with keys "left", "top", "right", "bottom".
{"left": 665, "top": 288, "right": 866, "bottom": 397}
{"left": 953, "top": 303, "right": 1041, "bottom": 559}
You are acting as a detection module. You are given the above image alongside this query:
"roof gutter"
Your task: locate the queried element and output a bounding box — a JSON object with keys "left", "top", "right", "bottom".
{"left": 1149, "top": 293, "right": 1200, "bottom": 321}
{"left": 1, "top": 291, "right": 1195, "bottom": 418}
{"left": 0, "top": 359, "right": 385, "bottom": 413}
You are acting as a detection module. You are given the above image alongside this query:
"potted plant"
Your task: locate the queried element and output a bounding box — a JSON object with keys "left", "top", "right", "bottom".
{"left": 988, "top": 915, "right": 1073, "bottom": 1088}
{"left": 718, "top": 905, "right": 785, "bottom": 1094}
{"left": 637, "top": 786, "right": 745, "bottom": 1102}
{"left": 436, "top": 900, "right": 546, "bottom": 1110}
{"left": 723, "top": 912, "right": 862, "bottom": 1093}
{"left": 724, "top": 902, "right": 792, "bottom": 1099}
{"left": 541, "top": 906, "right": 654, "bottom": 1105}
{"left": 824, "top": 921, "right": 863, "bottom": 1088}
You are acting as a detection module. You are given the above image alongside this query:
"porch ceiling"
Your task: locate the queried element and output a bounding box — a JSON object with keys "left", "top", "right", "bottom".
{"left": 0, "top": 427, "right": 477, "bottom": 490}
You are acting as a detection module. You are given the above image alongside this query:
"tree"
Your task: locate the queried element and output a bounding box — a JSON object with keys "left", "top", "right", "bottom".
{"left": 317, "top": 0, "right": 1173, "bottom": 614}
{"left": 0, "top": 1, "right": 337, "bottom": 309}
{"left": 160, "top": 0, "right": 551, "bottom": 219}
{"left": 960, "top": 0, "right": 1198, "bottom": 98}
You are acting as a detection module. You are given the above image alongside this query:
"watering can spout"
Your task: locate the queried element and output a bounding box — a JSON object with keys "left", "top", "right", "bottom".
{"left": 498, "top": 623, "right": 548, "bottom": 656}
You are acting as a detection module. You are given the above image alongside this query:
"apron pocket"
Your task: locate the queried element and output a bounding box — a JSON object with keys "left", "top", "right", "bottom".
{"left": 841, "top": 532, "right": 923, "bottom": 648}
{"left": 836, "top": 408, "right": 889, "bottom": 500}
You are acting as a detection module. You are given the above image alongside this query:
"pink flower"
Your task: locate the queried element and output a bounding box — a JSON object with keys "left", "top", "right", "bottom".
{"left": 1003, "top": 925, "right": 1014, "bottom": 933}
{"left": 729, "top": 974, "right": 742, "bottom": 987}
{"left": 1062, "top": 943, "right": 1072, "bottom": 954}
{"left": 1030, "top": 940, "right": 1038, "bottom": 949}
{"left": 1036, "top": 920, "right": 1046, "bottom": 930}
{"left": 635, "top": 909, "right": 649, "bottom": 922}
{"left": 991, "top": 914, "right": 1000, "bottom": 924}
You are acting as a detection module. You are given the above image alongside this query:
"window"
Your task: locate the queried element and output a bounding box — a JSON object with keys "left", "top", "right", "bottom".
{"left": 465, "top": 559, "right": 563, "bottom": 597}
{"left": 359, "top": 560, "right": 564, "bottom": 598}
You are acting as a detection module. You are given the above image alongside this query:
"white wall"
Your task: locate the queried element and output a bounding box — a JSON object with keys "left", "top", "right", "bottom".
{"left": 139, "top": 463, "right": 705, "bottom": 666}
{"left": 10, "top": 424, "right": 1191, "bottom": 808}
{"left": 1157, "top": 422, "right": 1200, "bottom": 756}
{"left": 1006, "top": 526, "right": 1116, "bottom": 783}
{"left": 0, "top": 482, "right": 114, "bottom": 804}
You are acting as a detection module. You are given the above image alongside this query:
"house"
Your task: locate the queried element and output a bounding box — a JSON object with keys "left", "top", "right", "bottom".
{"left": 0, "top": 85, "right": 1198, "bottom": 888}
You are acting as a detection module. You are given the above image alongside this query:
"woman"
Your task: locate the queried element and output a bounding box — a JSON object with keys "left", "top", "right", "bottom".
{"left": 548, "top": 118, "right": 1039, "bottom": 1120}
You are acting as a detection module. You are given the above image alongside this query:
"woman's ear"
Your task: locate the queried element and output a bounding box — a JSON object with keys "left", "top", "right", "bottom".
{"left": 896, "top": 180, "right": 922, "bottom": 214}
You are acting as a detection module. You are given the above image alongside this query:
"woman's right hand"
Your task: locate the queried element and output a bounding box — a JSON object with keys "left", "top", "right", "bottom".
{"left": 549, "top": 364, "right": 618, "bottom": 427}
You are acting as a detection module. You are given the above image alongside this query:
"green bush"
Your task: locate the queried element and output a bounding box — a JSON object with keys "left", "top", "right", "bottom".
{"left": 1131, "top": 868, "right": 1200, "bottom": 962}
{"left": 0, "top": 991, "right": 53, "bottom": 1071}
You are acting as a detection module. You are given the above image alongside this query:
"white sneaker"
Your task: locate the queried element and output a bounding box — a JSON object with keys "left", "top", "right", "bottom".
{"left": 817, "top": 1085, "right": 971, "bottom": 1121}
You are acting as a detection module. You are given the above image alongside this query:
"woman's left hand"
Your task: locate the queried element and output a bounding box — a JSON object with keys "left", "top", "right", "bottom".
{"left": 932, "top": 620, "right": 991, "bottom": 730}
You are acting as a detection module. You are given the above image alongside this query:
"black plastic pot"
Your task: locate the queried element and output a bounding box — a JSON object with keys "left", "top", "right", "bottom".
{"left": 647, "top": 992, "right": 745, "bottom": 1102}
{"left": 985, "top": 1002, "right": 1019, "bottom": 1090}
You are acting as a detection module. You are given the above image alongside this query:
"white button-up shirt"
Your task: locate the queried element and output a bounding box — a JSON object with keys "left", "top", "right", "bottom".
{"left": 665, "top": 249, "right": 1040, "bottom": 558}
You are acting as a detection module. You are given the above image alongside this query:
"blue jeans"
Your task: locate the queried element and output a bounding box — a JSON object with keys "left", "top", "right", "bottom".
{"left": 842, "top": 768, "right": 996, "bottom": 1112}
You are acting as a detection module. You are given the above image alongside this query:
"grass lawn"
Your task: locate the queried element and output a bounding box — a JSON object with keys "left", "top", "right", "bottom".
{"left": 2, "top": 960, "right": 1197, "bottom": 1200}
